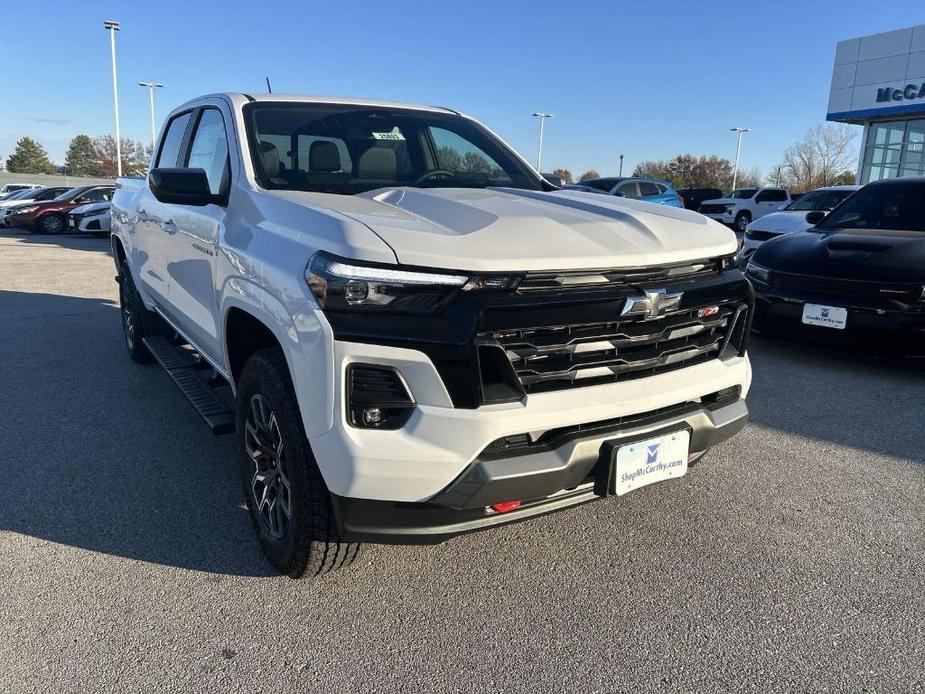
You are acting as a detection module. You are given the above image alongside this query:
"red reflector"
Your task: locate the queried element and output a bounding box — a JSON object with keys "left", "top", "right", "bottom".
{"left": 698, "top": 306, "right": 720, "bottom": 318}
{"left": 490, "top": 500, "right": 521, "bottom": 514}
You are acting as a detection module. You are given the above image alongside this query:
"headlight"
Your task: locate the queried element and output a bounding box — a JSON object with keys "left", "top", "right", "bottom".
{"left": 14, "top": 205, "right": 38, "bottom": 214}
{"left": 306, "top": 252, "right": 516, "bottom": 312}
{"left": 745, "top": 260, "right": 770, "bottom": 283}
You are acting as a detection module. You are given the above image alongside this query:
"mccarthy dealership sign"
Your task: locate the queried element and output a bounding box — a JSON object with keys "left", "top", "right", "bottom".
{"left": 877, "top": 82, "right": 925, "bottom": 103}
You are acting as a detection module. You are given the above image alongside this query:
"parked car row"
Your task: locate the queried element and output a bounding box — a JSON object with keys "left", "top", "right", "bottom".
{"left": 0, "top": 184, "right": 114, "bottom": 234}
{"left": 564, "top": 177, "right": 685, "bottom": 207}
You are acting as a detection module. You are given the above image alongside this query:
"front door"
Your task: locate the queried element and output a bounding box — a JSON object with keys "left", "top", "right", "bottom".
{"left": 163, "top": 106, "right": 231, "bottom": 364}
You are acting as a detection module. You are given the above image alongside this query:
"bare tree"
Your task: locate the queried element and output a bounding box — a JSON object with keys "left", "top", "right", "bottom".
{"left": 552, "top": 168, "right": 574, "bottom": 185}
{"left": 633, "top": 160, "right": 670, "bottom": 181}
{"left": 776, "top": 124, "right": 857, "bottom": 192}
{"left": 578, "top": 169, "right": 600, "bottom": 182}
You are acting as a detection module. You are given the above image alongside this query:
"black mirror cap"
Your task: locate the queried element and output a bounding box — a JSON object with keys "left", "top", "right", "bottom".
{"left": 805, "top": 210, "right": 826, "bottom": 226}
{"left": 149, "top": 168, "right": 217, "bottom": 206}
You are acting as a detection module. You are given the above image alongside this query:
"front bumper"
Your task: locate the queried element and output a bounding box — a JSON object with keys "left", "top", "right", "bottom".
{"left": 69, "top": 212, "right": 110, "bottom": 233}
{"left": 331, "top": 396, "right": 748, "bottom": 543}
{"left": 753, "top": 285, "right": 925, "bottom": 354}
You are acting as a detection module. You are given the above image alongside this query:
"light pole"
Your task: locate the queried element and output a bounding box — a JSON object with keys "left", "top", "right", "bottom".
{"left": 619, "top": 154, "right": 624, "bottom": 177}
{"left": 138, "top": 82, "right": 164, "bottom": 148}
{"left": 730, "top": 127, "right": 750, "bottom": 190}
{"left": 104, "top": 20, "right": 122, "bottom": 177}
{"left": 532, "top": 112, "right": 553, "bottom": 172}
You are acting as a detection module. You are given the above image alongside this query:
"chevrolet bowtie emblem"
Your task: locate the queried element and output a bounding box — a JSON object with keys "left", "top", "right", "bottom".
{"left": 621, "top": 288, "right": 683, "bottom": 320}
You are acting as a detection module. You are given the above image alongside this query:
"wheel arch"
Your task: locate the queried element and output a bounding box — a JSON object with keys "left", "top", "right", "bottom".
{"left": 221, "top": 278, "right": 334, "bottom": 438}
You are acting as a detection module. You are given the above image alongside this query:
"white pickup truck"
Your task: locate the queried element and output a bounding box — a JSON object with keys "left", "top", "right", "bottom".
{"left": 699, "top": 187, "right": 791, "bottom": 233}
{"left": 111, "top": 93, "right": 753, "bottom": 578}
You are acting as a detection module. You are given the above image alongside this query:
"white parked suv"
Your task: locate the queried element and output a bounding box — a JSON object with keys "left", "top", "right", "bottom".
{"left": 738, "top": 185, "right": 860, "bottom": 264}
{"left": 111, "top": 93, "right": 753, "bottom": 578}
{"left": 700, "top": 187, "right": 791, "bottom": 233}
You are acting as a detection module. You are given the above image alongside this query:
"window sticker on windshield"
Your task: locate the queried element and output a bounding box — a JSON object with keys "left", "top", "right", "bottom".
{"left": 371, "top": 128, "right": 405, "bottom": 141}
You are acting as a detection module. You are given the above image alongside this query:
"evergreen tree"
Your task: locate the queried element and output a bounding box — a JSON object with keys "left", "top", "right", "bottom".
{"left": 5, "top": 137, "right": 55, "bottom": 174}
{"left": 64, "top": 134, "right": 96, "bottom": 176}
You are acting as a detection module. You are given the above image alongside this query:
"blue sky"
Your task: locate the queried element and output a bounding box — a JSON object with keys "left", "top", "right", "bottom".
{"left": 1, "top": 1, "right": 921, "bottom": 177}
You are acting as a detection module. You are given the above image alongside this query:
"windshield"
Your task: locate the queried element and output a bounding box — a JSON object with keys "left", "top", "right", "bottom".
{"left": 54, "top": 187, "right": 85, "bottom": 202}
{"left": 786, "top": 189, "right": 855, "bottom": 212}
{"left": 244, "top": 103, "right": 544, "bottom": 194}
{"left": 5, "top": 189, "right": 36, "bottom": 200}
{"left": 817, "top": 183, "right": 925, "bottom": 232}
{"left": 727, "top": 188, "right": 758, "bottom": 199}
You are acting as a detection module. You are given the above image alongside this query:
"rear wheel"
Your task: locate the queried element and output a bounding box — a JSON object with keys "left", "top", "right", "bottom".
{"left": 118, "top": 262, "right": 167, "bottom": 363}
{"left": 36, "top": 213, "right": 66, "bottom": 235}
{"left": 236, "top": 348, "right": 361, "bottom": 578}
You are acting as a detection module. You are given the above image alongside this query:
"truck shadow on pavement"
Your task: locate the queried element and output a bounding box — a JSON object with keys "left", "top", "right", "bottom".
{"left": 0, "top": 289, "right": 276, "bottom": 576}
{"left": 746, "top": 337, "right": 925, "bottom": 465}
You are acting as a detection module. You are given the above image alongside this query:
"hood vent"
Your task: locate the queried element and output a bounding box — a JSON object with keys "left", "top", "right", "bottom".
{"left": 826, "top": 241, "right": 891, "bottom": 253}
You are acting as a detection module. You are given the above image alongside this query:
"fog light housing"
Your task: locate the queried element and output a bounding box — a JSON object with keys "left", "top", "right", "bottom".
{"left": 347, "top": 364, "right": 415, "bottom": 430}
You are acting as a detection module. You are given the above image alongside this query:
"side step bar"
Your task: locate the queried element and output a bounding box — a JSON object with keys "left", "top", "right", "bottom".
{"left": 142, "top": 336, "right": 236, "bottom": 435}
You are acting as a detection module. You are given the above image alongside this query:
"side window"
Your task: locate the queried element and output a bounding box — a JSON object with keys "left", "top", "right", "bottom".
{"left": 617, "top": 182, "right": 640, "bottom": 198}
{"left": 156, "top": 112, "right": 192, "bottom": 168}
{"left": 638, "top": 181, "right": 661, "bottom": 197}
{"left": 83, "top": 188, "right": 113, "bottom": 202}
{"left": 186, "top": 109, "right": 230, "bottom": 195}
{"left": 757, "top": 189, "right": 787, "bottom": 203}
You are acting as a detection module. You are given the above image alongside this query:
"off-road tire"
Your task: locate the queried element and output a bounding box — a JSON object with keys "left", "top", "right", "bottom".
{"left": 236, "top": 348, "right": 361, "bottom": 578}
{"left": 118, "top": 262, "right": 158, "bottom": 364}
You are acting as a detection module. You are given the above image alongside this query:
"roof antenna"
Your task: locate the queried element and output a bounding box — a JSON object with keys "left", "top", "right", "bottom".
{"left": 265, "top": 76, "right": 272, "bottom": 93}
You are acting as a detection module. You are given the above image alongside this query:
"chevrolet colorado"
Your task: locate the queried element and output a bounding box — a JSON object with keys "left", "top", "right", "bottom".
{"left": 111, "top": 93, "right": 753, "bottom": 578}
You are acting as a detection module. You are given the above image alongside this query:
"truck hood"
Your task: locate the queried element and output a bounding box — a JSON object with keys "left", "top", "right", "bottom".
{"left": 747, "top": 211, "right": 809, "bottom": 234}
{"left": 701, "top": 197, "right": 738, "bottom": 206}
{"left": 303, "top": 187, "right": 737, "bottom": 271}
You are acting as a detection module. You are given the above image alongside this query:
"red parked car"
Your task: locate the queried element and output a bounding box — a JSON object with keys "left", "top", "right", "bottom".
{"left": 9, "top": 184, "right": 115, "bottom": 234}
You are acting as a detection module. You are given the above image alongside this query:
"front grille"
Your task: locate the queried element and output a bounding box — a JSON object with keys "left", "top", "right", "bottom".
{"left": 480, "top": 302, "right": 747, "bottom": 395}
{"left": 768, "top": 271, "right": 922, "bottom": 302}
{"left": 699, "top": 204, "right": 729, "bottom": 215}
{"left": 518, "top": 258, "right": 722, "bottom": 291}
{"left": 744, "top": 229, "right": 779, "bottom": 241}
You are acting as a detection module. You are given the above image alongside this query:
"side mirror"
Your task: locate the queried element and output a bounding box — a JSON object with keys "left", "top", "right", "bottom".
{"left": 805, "top": 210, "right": 826, "bottom": 225}
{"left": 149, "top": 168, "right": 216, "bottom": 206}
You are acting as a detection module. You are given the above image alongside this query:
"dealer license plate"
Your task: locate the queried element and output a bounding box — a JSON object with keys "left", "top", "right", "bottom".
{"left": 613, "top": 430, "right": 690, "bottom": 496}
{"left": 801, "top": 303, "right": 847, "bottom": 330}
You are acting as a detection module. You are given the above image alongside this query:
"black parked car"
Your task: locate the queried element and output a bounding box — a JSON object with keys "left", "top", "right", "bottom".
{"left": 677, "top": 187, "right": 723, "bottom": 212}
{"left": 747, "top": 176, "right": 925, "bottom": 354}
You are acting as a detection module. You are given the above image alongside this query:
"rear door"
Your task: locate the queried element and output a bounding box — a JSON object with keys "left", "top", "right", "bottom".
{"left": 163, "top": 105, "right": 232, "bottom": 363}
{"left": 755, "top": 189, "right": 788, "bottom": 217}
{"left": 638, "top": 180, "right": 663, "bottom": 202}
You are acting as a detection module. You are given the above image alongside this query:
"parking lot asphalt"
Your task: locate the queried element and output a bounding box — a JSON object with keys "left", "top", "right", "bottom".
{"left": 1, "top": 229, "right": 923, "bottom": 694}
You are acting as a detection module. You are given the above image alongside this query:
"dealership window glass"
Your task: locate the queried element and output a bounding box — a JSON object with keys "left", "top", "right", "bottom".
{"left": 861, "top": 120, "right": 925, "bottom": 183}
{"left": 156, "top": 112, "right": 192, "bottom": 168}
{"left": 186, "top": 109, "right": 230, "bottom": 195}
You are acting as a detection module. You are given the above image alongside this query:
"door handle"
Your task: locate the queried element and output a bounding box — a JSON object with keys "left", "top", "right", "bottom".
{"left": 159, "top": 220, "right": 178, "bottom": 234}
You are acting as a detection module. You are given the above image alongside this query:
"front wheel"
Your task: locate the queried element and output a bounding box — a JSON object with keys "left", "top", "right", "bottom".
{"left": 734, "top": 211, "right": 751, "bottom": 233}
{"left": 236, "top": 348, "right": 361, "bottom": 578}
{"left": 36, "top": 213, "right": 66, "bottom": 234}
{"left": 118, "top": 263, "right": 162, "bottom": 363}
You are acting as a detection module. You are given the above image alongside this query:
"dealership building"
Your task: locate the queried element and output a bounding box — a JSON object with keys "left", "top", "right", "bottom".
{"left": 827, "top": 23, "right": 925, "bottom": 183}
